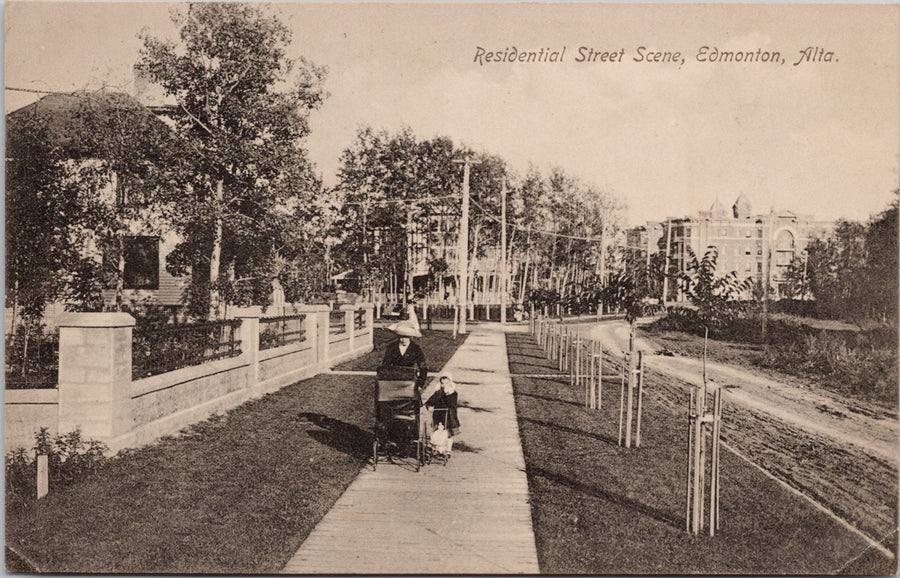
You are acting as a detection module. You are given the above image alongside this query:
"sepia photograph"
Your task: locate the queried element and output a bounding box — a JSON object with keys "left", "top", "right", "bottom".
{"left": 4, "top": 1, "right": 899, "bottom": 574}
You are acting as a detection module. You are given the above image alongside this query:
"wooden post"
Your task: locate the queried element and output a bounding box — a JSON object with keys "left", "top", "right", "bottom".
{"left": 710, "top": 385, "right": 723, "bottom": 534}
{"left": 594, "top": 352, "right": 603, "bottom": 410}
{"left": 500, "top": 179, "right": 508, "bottom": 325}
{"left": 37, "top": 454, "right": 48, "bottom": 499}
{"left": 624, "top": 353, "right": 635, "bottom": 449}
{"left": 691, "top": 386, "right": 704, "bottom": 534}
{"left": 686, "top": 389, "right": 695, "bottom": 532}
{"left": 635, "top": 350, "right": 645, "bottom": 447}
{"left": 588, "top": 344, "right": 596, "bottom": 408}
{"left": 618, "top": 358, "right": 626, "bottom": 446}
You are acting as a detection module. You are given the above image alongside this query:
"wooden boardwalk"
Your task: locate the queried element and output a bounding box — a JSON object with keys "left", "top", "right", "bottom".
{"left": 281, "top": 324, "right": 540, "bottom": 574}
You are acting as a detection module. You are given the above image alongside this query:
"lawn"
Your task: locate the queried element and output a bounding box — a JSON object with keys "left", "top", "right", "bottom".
{"left": 506, "top": 331, "right": 896, "bottom": 574}
{"left": 5, "top": 328, "right": 465, "bottom": 574}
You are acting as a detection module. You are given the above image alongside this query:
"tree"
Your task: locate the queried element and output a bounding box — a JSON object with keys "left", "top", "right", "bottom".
{"left": 680, "top": 247, "right": 753, "bottom": 331}
{"left": 863, "top": 198, "right": 898, "bottom": 323}
{"left": 6, "top": 112, "right": 84, "bottom": 328}
{"left": 599, "top": 254, "right": 664, "bottom": 354}
{"left": 69, "top": 92, "right": 177, "bottom": 310}
{"left": 139, "top": 2, "right": 327, "bottom": 318}
{"left": 335, "top": 127, "right": 459, "bottom": 304}
{"left": 805, "top": 220, "right": 868, "bottom": 324}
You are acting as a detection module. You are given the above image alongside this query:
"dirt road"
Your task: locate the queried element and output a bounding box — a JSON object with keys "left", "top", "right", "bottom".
{"left": 580, "top": 319, "right": 899, "bottom": 547}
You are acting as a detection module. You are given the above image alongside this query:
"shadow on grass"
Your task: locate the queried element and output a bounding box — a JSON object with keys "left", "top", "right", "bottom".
{"left": 515, "top": 391, "right": 583, "bottom": 408}
{"left": 518, "top": 416, "right": 619, "bottom": 447}
{"left": 529, "top": 465, "right": 682, "bottom": 530}
{"left": 298, "top": 412, "right": 373, "bottom": 460}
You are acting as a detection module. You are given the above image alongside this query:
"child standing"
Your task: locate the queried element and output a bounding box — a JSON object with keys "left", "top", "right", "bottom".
{"left": 425, "top": 373, "right": 460, "bottom": 456}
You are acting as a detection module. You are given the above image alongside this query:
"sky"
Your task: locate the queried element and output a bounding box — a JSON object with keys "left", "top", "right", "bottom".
{"left": 4, "top": 2, "right": 899, "bottom": 227}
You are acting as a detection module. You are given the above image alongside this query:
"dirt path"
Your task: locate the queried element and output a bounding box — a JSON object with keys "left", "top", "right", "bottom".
{"left": 584, "top": 320, "right": 898, "bottom": 466}
{"left": 578, "top": 319, "right": 899, "bottom": 545}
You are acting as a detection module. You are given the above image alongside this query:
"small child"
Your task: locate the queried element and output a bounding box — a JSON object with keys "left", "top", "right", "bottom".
{"left": 430, "top": 422, "right": 452, "bottom": 457}
{"left": 425, "top": 373, "right": 460, "bottom": 457}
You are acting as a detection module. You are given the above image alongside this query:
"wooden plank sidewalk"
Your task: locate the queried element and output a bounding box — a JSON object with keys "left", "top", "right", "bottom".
{"left": 281, "top": 324, "right": 540, "bottom": 574}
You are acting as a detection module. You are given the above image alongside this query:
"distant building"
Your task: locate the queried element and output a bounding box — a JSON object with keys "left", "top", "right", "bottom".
{"left": 627, "top": 195, "right": 833, "bottom": 301}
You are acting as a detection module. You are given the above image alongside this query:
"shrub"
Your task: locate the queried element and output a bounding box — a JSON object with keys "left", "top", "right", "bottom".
{"left": 4, "top": 324, "right": 59, "bottom": 390}
{"left": 758, "top": 327, "right": 899, "bottom": 405}
{"left": 652, "top": 308, "right": 898, "bottom": 406}
{"left": 6, "top": 428, "right": 109, "bottom": 511}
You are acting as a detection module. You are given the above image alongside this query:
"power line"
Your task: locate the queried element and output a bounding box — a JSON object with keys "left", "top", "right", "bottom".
{"left": 469, "top": 196, "right": 604, "bottom": 242}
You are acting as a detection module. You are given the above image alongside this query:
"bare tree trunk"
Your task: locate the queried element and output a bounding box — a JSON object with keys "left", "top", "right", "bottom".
{"left": 519, "top": 249, "right": 531, "bottom": 304}
{"left": 116, "top": 235, "right": 125, "bottom": 312}
{"left": 209, "top": 179, "right": 224, "bottom": 320}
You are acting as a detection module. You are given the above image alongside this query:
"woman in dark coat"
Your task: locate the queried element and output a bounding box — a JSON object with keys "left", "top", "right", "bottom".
{"left": 381, "top": 320, "right": 428, "bottom": 390}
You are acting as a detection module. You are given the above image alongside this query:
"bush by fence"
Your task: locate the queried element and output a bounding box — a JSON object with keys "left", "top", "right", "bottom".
{"left": 6, "top": 427, "right": 108, "bottom": 514}
{"left": 5, "top": 326, "right": 59, "bottom": 390}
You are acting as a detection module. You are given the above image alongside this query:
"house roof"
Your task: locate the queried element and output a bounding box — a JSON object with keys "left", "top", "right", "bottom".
{"left": 6, "top": 91, "right": 170, "bottom": 157}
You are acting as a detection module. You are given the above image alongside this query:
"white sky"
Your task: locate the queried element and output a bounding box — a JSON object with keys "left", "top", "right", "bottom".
{"left": 4, "top": 2, "right": 899, "bottom": 226}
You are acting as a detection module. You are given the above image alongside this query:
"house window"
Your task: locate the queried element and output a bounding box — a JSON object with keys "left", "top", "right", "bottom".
{"left": 123, "top": 236, "right": 159, "bottom": 289}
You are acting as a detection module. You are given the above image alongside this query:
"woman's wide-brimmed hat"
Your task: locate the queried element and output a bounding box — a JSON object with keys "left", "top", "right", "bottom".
{"left": 388, "top": 319, "right": 422, "bottom": 338}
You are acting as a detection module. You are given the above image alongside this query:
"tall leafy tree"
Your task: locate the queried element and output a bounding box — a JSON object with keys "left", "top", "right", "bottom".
{"left": 863, "top": 198, "right": 898, "bottom": 323}
{"left": 804, "top": 220, "right": 868, "bottom": 324}
{"left": 6, "top": 112, "right": 83, "bottom": 325}
{"left": 139, "top": 2, "right": 327, "bottom": 317}
{"left": 335, "top": 127, "right": 459, "bottom": 303}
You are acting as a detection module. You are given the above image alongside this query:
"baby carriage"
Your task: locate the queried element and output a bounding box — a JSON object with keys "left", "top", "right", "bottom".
{"left": 373, "top": 365, "right": 424, "bottom": 471}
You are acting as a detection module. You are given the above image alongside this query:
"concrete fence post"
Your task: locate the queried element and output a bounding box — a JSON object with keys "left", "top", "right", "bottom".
{"left": 57, "top": 312, "right": 135, "bottom": 451}
{"left": 232, "top": 306, "right": 262, "bottom": 395}
{"left": 311, "top": 306, "right": 330, "bottom": 371}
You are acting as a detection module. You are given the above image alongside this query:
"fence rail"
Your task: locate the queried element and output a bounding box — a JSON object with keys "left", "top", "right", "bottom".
{"left": 133, "top": 320, "right": 242, "bottom": 380}
{"left": 260, "top": 314, "right": 307, "bottom": 351}
{"left": 354, "top": 309, "right": 367, "bottom": 331}
{"left": 329, "top": 311, "right": 347, "bottom": 335}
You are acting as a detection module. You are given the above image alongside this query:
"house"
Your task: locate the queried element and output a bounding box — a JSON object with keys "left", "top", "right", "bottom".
{"left": 5, "top": 90, "right": 189, "bottom": 327}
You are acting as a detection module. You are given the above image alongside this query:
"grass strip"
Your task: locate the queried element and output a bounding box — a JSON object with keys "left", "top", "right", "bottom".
{"left": 5, "top": 328, "right": 464, "bottom": 574}
{"left": 506, "top": 331, "right": 894, "bottom": 574}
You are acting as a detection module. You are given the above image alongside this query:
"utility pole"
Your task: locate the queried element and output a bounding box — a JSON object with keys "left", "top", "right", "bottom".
{"left": 453, "top": 158, "right": 477, "bottom": 334}
{"left": 762, "top": 208, "right": 774, "bottom": 343}
{"left": 500, "top": 179, "right": 508, "bottom": 324}
{"left": 405, "top": 207, "right": 413, "bottom": 309}
{"left": 599, "top": 220, "right": 606, "bottom": 315}
{"left": 662, "top": 218, "right": 672, "bottom": 305}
